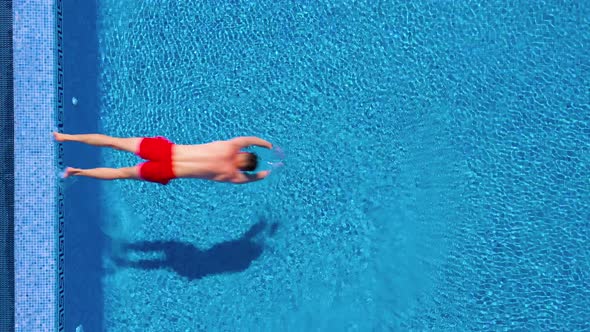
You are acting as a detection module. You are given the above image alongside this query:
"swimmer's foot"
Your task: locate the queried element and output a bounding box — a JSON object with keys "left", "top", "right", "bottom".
{"left": 53, "top": 132, "right": 67, "bottom": 142}
{"left": 62, "top": 167, "right": 81, "bottom": 179}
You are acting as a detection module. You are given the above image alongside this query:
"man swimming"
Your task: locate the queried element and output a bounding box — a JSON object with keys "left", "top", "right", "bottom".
{"left": 53, "top": 132, "right": 274, "bottom": 185}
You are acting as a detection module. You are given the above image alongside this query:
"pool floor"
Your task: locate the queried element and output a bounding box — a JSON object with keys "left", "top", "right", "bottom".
{"left": 62, "top": 1, "right": 590, "bottom": 331}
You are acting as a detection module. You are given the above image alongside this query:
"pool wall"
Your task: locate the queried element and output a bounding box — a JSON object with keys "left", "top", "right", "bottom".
{"left": 12, "top": 0, "right": 65, "bottom": 331}
{"left": 61, "top": 0, "right": 105, "bottom": 330}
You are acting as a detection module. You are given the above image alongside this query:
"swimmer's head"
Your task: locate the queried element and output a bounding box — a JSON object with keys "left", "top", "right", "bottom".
{"left": 236, "top": 152, "right": 258, "bottom": 172}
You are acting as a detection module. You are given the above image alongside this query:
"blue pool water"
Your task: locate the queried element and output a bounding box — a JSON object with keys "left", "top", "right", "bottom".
{"left": 67, "top": 0, "right": 589, "bottom": 330}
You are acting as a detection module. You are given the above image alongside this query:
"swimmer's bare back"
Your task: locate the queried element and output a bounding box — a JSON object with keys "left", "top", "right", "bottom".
{"left": 53, "top": 132, "right": 273, "bottom": 185}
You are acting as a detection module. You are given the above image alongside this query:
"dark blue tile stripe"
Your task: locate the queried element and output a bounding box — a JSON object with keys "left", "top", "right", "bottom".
{"left": 56, "top": 0, "right": 65, "bottom": 331}
{"left": 0, "top": 0, "right": 14, "bottom": 330}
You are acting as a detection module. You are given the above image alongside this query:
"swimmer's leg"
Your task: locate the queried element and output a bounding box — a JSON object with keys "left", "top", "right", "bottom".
{"left": 63, "top": 166, "right": 140, "bottom": 181}
{"left": 53, "top": 132, "right": 141, "bottom": 154}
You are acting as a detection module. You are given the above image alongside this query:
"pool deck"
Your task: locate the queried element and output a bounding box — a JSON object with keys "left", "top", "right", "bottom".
{"left": 13, "top": 0, "right": 64, "bottom": 331}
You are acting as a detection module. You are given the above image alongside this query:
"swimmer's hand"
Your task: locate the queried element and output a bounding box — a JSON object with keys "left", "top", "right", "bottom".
{"left": 231, "top": 170, "right": 270, "bottom": 184}
{"left": 271, "top": 146, "right": 285, "bottom": 159}
{"left": 269, "top": 161, "right": 284, "bottom": 170}
{"left": 232, "top": 136, "right": 273, "bottom": 149}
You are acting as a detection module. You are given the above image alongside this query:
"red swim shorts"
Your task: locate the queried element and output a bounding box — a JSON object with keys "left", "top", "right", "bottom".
{"left": 136, "top": 136, "right": 175, "bottom": 185}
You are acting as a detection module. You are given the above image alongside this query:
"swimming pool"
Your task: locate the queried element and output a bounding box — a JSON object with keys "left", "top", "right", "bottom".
{"left": 62, "top": 0, "right": 590, "bottom": 331}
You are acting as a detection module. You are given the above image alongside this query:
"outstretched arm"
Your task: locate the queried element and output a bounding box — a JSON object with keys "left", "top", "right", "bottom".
{"left": 231, "top": 136, "right": 272, "bottom": 149}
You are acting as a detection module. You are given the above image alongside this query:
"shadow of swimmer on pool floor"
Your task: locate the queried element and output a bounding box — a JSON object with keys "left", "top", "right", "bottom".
{"left": 110, "top": 219, "right": 279, "bottom": 280}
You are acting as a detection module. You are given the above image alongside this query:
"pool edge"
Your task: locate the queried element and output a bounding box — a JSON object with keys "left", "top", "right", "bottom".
{"left": 56, "top": 0, "right": 65, "bottom": 330}
{"left": 13, "top": 0, "right": 65, "bottom": 331}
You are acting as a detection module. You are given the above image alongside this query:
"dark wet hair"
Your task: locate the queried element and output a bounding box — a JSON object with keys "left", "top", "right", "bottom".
{"left": 240, "top": 152, "right": 258, "bottom": 172}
